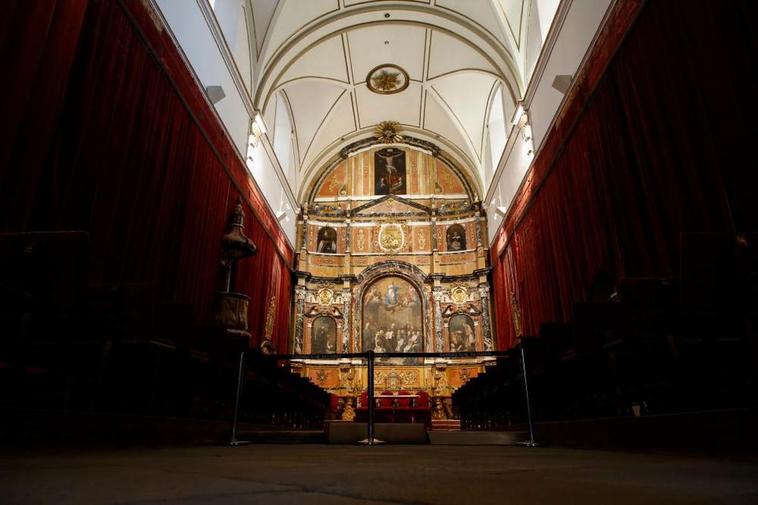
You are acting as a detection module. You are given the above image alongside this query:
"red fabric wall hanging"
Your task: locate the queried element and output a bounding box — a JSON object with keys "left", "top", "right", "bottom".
{"left": 0, "top": 0, "right": 294, "bottom": 351}
{"left": 490, "top": 0, "right": 758, "bottom": 349}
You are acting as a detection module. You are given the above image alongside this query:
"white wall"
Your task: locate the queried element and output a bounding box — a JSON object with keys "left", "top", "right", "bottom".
{"left": 155, "top": 0, "right": 250, "bottom": 154}
{"left": 272, "top": 93, "right": 298, "bottom": 188}
{"left": 528, "top": 0, "right": 614, "bottom": 150}
{"left": 153, "top": 0, "right": 298, "bottom": 247}
{"left": 485, "top": 0, "right": 614, "bottom": 246}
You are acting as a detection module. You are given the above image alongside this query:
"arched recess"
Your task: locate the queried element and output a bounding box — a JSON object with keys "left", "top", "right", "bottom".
{"left": 256, "top": 13, "right": 522, "bottom": 112}
{"left": 352, "top": 262, "right": 432, "bottom": 353}
{"left": 446, "top": 224, "right": 467, "bottom": 251}
{"left": 316, "top": 226, "right": 337, "bottom": 253}
{"left": 300, "top": 137, "right": 482, "bottom": 205}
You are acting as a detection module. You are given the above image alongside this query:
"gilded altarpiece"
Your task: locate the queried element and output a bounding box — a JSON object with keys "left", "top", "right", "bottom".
{"left": 293, "top": 141, "right": 494, "bottom": 417}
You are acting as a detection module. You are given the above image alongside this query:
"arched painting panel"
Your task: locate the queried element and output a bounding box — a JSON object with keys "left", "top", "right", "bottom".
{"left": 361, "top": 276, "right": 423, "bottom": 353}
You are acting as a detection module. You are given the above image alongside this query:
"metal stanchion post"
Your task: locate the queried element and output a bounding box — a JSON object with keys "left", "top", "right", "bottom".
{"left": 367, "top": 350, "right": 375, "bottom": 444}
{"left": 230, "top": 351, "right": 248, "bottom": 446}
{"left": 359, "top": 350, "right": 384, "bottom": 445}
{"left": 519, "top": 343, "right": 538, "bottom": 447}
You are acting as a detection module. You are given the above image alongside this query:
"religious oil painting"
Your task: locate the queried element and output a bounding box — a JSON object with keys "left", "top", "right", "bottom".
{"left": 374, "top": 148, "right": 406, "bottom": 195}
{"left": 362, "top": 276, "right": 422, "bottom": 355}
{"left": 449, "top": 314, "right": 476, "bottom": 352}
{"left": 311, "top": 316, "right": 337, "bottom": 354}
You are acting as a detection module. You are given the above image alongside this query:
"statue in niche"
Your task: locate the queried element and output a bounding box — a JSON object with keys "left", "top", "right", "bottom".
{"left": 374, "top": 148, "right": 406, "bottom": 195}
{"left": 446, "top": 224, "right": 467, "bottom": 251}
{"left": 316, "top": 226, "right": 337, "bottom": 253}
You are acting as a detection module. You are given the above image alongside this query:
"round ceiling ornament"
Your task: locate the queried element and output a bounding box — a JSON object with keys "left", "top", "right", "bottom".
{"left": 366, "top": 64, "right": 410, "bottom": 95}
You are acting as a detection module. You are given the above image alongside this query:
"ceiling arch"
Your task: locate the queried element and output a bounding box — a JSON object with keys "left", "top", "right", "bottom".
{"left": 251, "top": 1, "right": 537, "bottom": 204}
{"left": 296, "top": 130, "right": 484, "bottom": 205}
{"left": 301, "top": 137, "right": 481, "bottom": 209}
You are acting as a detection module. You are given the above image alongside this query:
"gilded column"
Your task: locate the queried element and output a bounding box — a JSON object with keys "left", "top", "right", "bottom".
{"left": 294, "top": 284, "right": 307, "bottom": 354}
{"left": 479, "top": 285, "right": 493, "bottom": 350}
{"left": 432, "top": 286, "right": 444, "bottom": 352}
{"left": 342, "top": 281, "right": 351, "bottom": 353}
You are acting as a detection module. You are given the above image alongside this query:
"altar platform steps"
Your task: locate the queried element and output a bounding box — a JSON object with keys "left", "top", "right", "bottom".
{"left": 430, "top": 419, "right": 461, "bottom": 431}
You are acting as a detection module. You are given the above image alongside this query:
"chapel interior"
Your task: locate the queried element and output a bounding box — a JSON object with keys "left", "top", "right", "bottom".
{"left": 1, "top": 0, "right": 757, "bottom": 503}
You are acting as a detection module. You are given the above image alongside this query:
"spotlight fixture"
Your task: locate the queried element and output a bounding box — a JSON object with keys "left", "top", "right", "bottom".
{"left": 205, "top": 85, "right": 226, "bottom": 104}
{"left": 551, "top": 74, "right": 573, "bottom": 95}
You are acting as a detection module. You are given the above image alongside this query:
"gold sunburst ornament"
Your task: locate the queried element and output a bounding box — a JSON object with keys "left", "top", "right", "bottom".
{"left": 375, "top": 120, "right": 402, "bottom": 144}
{"left": 372, "top": 70, "right": 400, "bottom": 91}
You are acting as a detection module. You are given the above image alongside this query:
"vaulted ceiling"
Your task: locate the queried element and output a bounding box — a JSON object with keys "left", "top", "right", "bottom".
{"left": 250, "top": 0, "right": 541, "bottom": 197}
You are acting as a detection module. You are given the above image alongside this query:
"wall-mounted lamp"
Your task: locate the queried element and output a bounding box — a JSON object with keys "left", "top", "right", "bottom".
{"left": 512, "top": 104, "right": 532, "bottom": 142}
{"left": 251, "top": 112, "right": 267, "bottom": 137}
{"left": 516, "top": 109, "right": 532, "bottom": 145}
{"left": 512, "top": 103, "right": 526, "bottom": 127}
{"left": 247, "top": 112, "right": 267, "bottom": 159}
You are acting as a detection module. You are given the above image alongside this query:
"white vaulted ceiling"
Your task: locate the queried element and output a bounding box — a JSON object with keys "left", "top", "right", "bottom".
{"left": 249, "top": 0, "right": 542, "bottom": 198}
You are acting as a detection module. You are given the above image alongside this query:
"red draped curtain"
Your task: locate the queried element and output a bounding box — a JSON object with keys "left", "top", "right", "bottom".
{"left": 0, "top": 0, "right": 295, "bottom": 348}
{"left": 491, "top": 0, "right": 757, "bottom": 349}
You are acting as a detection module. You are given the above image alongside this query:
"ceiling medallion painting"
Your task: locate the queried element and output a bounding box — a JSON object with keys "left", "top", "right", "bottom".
{"left": 366, "top": 64, "right": 409, "bottom": 95}
{"left": 378, "top": 223, "right": 405, "bottom": 253}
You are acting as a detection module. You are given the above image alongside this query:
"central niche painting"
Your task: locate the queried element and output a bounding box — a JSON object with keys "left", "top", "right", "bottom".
{"left": 374, "top": 148, "right": 406, "bottom": 195}
{"left": 362, "top": 276, "right": 422, "bottom": 353}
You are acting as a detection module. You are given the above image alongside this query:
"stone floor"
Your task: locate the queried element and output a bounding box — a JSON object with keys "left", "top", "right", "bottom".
{"left": 1, "top": 444, "right": 757, "bottom": 504}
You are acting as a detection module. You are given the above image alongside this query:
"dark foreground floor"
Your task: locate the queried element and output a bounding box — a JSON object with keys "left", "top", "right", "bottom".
{"left": 1, "top": 444, "right": 757, "bottom": 504}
